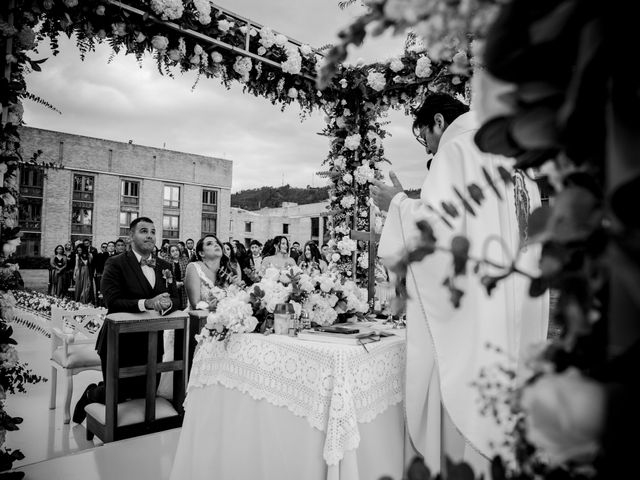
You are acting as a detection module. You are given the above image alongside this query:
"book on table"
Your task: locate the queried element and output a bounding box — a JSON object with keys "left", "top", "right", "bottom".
{"left": 297, "top": 327, "right": 395, "bottom": 346}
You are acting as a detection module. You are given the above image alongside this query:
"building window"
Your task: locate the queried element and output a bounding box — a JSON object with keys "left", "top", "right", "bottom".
{"left": 202, "top": 214, "right": 217, "bottom": 236}
{"left": 163, "top": 214, "right": 180, "bottom": 240}
{"left": 163, "top": 185, "right": 180, "bottom": 208}
{"left": 311, "top": 217, "right": 320, "bottom": 238}
{"left": 16, "top": 232, "right": 41, "bottom": 257}
{"left": 73, "top": 174, "right": 94, "bottom": 201}
{"left": 119, "top": 211, "right": 138, "bottom": 236}
{"left": 245, "top": 222, "right": 252, "bottom": 233}
{"left": 19, "top": 166, "right": 44, "bottom": 197}
{"left": 18, "top": 199, "right": 42, "bottom": 232}
{"left": 71, "top": 203, "right": 93, "bottom": 234}
{"left": 283, "top": 223, "right": 289, "bottom": 234}
{"left": 202, "top": 189, "right": 217, "bottom": 206}
{"left": 121, "top": 180, "right": 140, "bottom": 206}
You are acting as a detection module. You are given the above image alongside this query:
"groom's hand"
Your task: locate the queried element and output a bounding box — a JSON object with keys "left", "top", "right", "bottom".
{"left": 370, "top": 171, "right": 404, "bottom": 212}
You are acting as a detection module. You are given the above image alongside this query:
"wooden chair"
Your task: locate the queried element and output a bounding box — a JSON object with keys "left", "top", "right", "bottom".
{"left": 49, "top": 306, "right": 106, "bottom": 424}
{"left": 84, "top": 310, "right": 190, "bottom": 443}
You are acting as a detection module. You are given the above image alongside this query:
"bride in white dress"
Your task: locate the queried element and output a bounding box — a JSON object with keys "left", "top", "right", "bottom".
{"left": 184, "top": 234, "right": 237, "bottom": 307}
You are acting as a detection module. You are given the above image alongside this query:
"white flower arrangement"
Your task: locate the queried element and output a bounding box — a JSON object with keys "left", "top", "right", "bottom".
{"left": 337, "top": 238, "right": 357, "bottom": 256}
{"left": 354, "top": 164, "right": 375, "bottom": 184}
{"left": 340, "top": 194, "right": 356, "bottom": 209}
{"left": 192, "top": 0, "right": 211, "bottom": 25}
{"left": 344, "top": 134, "right": 361, "bottom": 151}
{"left": 281, "top": 45, "right": 302, "bottom": 75}
{"left": 150, "top": 0, "right": 184, "bottom": 20}
{"left": 259, "top": 27, "right": 276, "bottom": 48}
{"left": 366, "top": 71, "right": 386, "bottom": 92}
{"left": 415, "top": 55, "right": 433, "bottom": 78}
{"left": 233, "top": 56, "right": 252, "bottom": 82}
{"left": 217, "top": 19, "right": 234, "bottom": 33}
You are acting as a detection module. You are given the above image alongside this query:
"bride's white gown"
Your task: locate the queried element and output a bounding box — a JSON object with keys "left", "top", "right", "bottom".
{"left": 157, "top": 263, "right": 218, "bottom": 398}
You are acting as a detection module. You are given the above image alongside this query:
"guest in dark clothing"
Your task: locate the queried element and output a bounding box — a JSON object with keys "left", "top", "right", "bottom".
{"left": 93, "top": 242, "right": 109, "bottom": 298}
{"left": 72, "top": 217, "right": 179, "bottom": 424}
{"left": 50, "top": 245, "right": 67, "bottom": 297}
{"left": 168, "top": 244, "right": 188, "bottom": 310}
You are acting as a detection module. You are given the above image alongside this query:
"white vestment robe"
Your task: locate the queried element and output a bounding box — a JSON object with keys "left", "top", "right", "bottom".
{"left": 379, "top": 111, "right": 549, "bottom": 474}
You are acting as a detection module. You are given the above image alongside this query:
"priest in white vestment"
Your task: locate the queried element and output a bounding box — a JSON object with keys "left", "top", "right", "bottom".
{"left": 371, "top": 92, "right": 549, "bottom": 475}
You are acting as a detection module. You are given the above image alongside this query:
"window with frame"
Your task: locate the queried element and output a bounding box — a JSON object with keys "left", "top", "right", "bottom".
{"left": 163, "top": 185, "right": 180, "bottom": 208}
{"left": 73, "top": 174, "right": 94, "bottom": 201}
{"left": 163, "top": 214, "right": 180, "bottom": 239}
{"left": 244, "top": 221, "right": 252, "bottom": 233}
{"left": 202, "top": 213, "right": 217, "bottom": 236}
{"left": 121, "top": 180, "right": 140, "bottom": 206}
{"left": 71, "top": 203, "right": 93, "bottom": 234}
{"left": 283, "top": 223, "right": 289, "bottom": 235}
{"left": 202, "top": 189, "right": 218, "bottom": 205}
{"left": 19, "top": 166, "right": 44, "bottom": 197}
{"left": 18, "top": 198, "right": 42, "bottom": 232}
{"left": 311, "top": 217, "right": 320, "bottom": 238}
{"left": 119, "top": 211, "right": 138, "bottom": 236}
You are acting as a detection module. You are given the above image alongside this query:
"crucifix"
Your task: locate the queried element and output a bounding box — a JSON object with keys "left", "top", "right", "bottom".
{"left": 350, "top": 204, "right": 381, "bottom": 306}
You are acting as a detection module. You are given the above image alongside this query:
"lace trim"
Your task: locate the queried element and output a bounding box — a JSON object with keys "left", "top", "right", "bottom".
{"left": 185, "top": 334, "right": 405, "bottom": 465}
{"left": 193, "top": 262, "right": 216, "bottom": 290}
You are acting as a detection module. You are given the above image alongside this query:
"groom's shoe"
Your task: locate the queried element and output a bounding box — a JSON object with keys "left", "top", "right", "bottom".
{"left": 72, "top": 383, "right": 97, "bottom": 424}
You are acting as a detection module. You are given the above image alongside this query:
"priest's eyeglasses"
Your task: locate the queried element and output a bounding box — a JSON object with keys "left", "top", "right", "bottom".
{"left": 413, "top": 125, "right": 427, "bottom": 148}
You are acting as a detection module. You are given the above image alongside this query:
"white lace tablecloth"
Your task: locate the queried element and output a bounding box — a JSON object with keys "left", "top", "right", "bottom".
{"left": 186, "top": 332, "right": 405, "bottom": 465}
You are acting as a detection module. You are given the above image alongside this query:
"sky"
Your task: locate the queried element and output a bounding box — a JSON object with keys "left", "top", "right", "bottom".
{"left": 22, "top": 0, "right": 430, "bottom": 193}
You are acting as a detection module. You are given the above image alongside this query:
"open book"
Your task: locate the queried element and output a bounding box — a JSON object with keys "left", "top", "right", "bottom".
{"left": 297, "top": 327, "right": 395, "bottom": 346}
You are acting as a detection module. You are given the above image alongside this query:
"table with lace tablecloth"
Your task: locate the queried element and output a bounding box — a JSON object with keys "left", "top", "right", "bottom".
{"left": 170, "top": 331, "right": 406, "bottom": 480}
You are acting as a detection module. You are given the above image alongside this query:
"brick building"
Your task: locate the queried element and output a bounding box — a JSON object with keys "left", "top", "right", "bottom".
{"left": 229, "top": 201, "right": 331, "bottom": 247}
{"left": 17, "top": 127, "right": 232, "bottom": 257}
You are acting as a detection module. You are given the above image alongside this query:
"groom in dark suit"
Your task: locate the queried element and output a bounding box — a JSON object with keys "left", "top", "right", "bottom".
{"left": 73, "top": 216, "right": 179, "bottom": 423}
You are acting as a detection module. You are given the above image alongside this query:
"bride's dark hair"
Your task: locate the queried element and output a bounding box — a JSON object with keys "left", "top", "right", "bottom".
{"left": 195, "top": 235, "right": 234, "bottom": 287}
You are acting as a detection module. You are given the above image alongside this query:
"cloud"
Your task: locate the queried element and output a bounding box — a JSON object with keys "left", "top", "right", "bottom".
{"left": 22, "top": 0, "right": 426, "bottom": 192}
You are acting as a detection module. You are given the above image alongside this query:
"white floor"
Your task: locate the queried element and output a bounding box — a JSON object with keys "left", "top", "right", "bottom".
{"left": 6, "top": 321, "right": 180, "bottom": 479}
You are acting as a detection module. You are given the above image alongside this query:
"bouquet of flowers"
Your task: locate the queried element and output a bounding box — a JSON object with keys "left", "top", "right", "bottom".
{"left": 194, "top": 284, "right": 228, "bottom": 312}
{"left": 246, "top": 266, "right": 309, "bottom": 329}
{"left": 301, "top": 271, "right": 369, "bottom": 326}
{"left": 196, "top": 285, "right": 258, "bottom": 343}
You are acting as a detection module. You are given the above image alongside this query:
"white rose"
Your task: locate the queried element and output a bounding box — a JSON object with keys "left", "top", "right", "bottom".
{"left": 366, "top": 71, "right": 386, "bottom": 92}
{"left": 389, "top": 57, "right": 404, "bottom": 72}
{"left": 299, "top": 44, "right": 312, "bottom": 56}
{"left": 287, "top": 88, "right": 298, "bottom": 99}
{"left": 275, "top": 34, "right": 288, "bottom": 47}
{"left": 331, "top": 253, "right": 341, "bottom": 263}
{"left": 217, "top": 19, "right": 233, "bottom": 33}
{"left": 257, "top": 46, "right": 267, "bottom": 56}
{"left": 415, "top": 55, "right": 433, "bottom": 78}
{"left": 151, "top": 35, "right": 169, "bottom": 51}
{"left": 520, "top": 368, "right": 606, "bottom": 466}
{"left": 344, "top": 134, "right": 361, "bottom": 151}
{"left": 342, "top": 173, "right": 353, "bottom": 185}
{"left": 210, "top": 51, "right": 223, "bottom": 63}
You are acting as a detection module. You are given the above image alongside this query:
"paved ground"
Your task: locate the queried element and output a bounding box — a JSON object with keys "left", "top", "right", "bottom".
{"left": 20, "top": 268, "right": 50, "bottom": 293}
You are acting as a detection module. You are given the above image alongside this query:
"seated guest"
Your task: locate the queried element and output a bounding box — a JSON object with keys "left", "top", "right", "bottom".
{"left": 185, "top": 235, "right": 237, "bottom": 309}
{"left": 72, "top": 217, "right": 179, "bottom": 424}
{"left": 262, "top": 236, "right": 297, "bottom": 270}
{"left": 298, "top": 241, "right": 327, "bottom": 274}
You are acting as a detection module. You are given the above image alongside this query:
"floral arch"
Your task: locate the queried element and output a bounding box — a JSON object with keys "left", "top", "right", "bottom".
{"left": 0, "top": 0, "right": 468, "bottom": 283}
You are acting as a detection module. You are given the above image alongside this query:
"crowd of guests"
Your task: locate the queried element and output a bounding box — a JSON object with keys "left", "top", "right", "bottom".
{"left": 49, "top": 235, "right": 334, "bottom": 309}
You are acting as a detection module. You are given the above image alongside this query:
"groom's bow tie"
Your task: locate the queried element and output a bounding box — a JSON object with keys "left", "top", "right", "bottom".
{"left": 140, "top": 256, "right": 156, "bottom": 268}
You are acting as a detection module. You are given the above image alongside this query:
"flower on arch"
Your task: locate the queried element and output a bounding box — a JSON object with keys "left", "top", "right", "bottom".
{"left": 151, "top": 35, "right": 169, "bottom": 52}
{"left": 193, "top": 0, "right": 212, "bottom": 25}
{"left": 366, "top": 71, "right": 386, "bottom": 92}
{"left": 415, "top": 55, "right": 433, "bottom": 78}
{"left": 150, "top": 0, "right": 184, "bottom": 20}
{"left": 344, "top": 134, "right": 361, "bottom": 151}
{"left": 233, "top": 56, "right": 252, "bottom": 82}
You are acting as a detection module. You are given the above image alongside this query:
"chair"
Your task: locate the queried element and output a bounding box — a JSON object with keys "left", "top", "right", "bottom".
{"left": 84, "top": 311, "right": 190, "bottom": 443}
{"left": 49, "top": 306, "right": 106, "bottom": 424}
